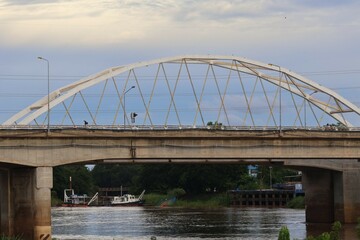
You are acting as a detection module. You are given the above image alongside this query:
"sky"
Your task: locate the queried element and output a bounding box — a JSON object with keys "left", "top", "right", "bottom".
{"left": 0, "top": 0, "right": 360, "bottom": 125}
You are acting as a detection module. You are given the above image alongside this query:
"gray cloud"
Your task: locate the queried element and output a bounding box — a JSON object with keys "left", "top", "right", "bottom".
{"left": 293, "top": 0, "right": 357, "bottom": 8}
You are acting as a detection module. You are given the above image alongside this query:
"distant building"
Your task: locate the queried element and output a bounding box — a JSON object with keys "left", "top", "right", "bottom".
{"left": 247, "top": 165, "right": 258, "bottom": 177}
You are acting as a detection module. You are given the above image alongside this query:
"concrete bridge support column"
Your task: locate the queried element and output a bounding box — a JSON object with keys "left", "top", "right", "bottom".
{"left": 302, "top": 168, "right": 334, "bottom": 223}
{"left": 0, "top": 169, "right": 12, "bottom": 236}
{"left": 12, "top": 167, "right": 52, "bottom": 240}
{"left": 333, "top": 169, "right": 360, "bottom": 223}
{"left": 33, "top": 167, "right": 52, "bottom": 240}
{"left": 303, "top": 167, "right": 360, "bottom": 224}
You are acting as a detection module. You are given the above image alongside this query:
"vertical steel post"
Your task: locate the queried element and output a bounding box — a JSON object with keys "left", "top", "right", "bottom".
{"left": 123, "top": 86, "right": 135, "bottom": 129}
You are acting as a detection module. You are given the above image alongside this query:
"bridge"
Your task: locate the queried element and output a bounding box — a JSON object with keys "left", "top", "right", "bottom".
{"left": 0, "top": 55, "right": 360, "bottom": 239}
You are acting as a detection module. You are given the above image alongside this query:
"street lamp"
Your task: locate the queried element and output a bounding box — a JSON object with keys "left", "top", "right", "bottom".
{"left": 38, "top": 56, "right": 50, "bottom": 133}
{"left": 123, "top": 86, "right": 135, "bottom": 129}
{"left": 269, "top": 166, "right": 273, "bottom": 189}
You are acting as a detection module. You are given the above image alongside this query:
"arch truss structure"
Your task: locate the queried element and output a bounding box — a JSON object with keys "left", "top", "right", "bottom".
{"left": 3, "top": 55, "right": 360, "bottom": 129}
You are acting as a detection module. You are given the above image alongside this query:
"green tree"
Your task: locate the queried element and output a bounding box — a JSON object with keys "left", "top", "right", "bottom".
{"left": 237, "top": 174, "right": 259, "bottom": 190}
{"left": 92, "top": 164, "right": 140, "bottom": 187}
{"left": 137, "top": 164, "right": 247, "bottom": 194}
{"left": 53, "top": 165, "right": 94, "bottom": 201}
{"left": 257, "top": 166, "right": 300, "bottom": 188}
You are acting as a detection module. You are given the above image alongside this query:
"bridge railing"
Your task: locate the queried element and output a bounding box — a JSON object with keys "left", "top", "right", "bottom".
{"left": 1, "top": 125, "right": 360, "bottom": 132}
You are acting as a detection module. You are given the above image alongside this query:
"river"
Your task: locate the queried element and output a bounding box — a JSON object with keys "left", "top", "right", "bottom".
{"left": 52, "top": 207, "right": 308, "bottom": 239}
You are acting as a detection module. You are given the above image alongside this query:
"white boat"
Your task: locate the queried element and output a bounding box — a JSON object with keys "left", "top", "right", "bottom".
{"left": 62, "top": 189, "right": 98, "bottom": 207}
{"left": 111, "top": 190, "right": 145, "bottom": 206}
{"left": 63, "top": 189, "right": 90, "bottom": 207}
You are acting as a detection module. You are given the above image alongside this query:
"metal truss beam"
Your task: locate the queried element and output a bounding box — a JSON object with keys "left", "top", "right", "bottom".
{"left": 2, "top": 55, "right": 360, "bottom": 127}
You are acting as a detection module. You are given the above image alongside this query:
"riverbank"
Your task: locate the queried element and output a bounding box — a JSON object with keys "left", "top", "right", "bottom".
{"left": 143, "top": 192, "right": 229, "bottom": 208}
{"left": 144, "top": 192, "right": 305, "bottom": 209}
{"left": 52, "top": 192, "right": 304, "bottom": 209}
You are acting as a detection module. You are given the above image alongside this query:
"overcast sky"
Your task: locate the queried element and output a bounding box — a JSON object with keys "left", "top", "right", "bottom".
{"left": 0, "top": 0, "right": 359, "bottom": 124}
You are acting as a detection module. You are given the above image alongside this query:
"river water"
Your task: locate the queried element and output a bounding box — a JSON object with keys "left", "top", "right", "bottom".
{"left": 52, "top": 207, "right": 308, "bottom": 240}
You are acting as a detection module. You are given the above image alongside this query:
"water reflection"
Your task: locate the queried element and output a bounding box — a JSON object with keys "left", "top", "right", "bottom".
{"left": 52, "top": 207, "right": 308, "bottom": 239}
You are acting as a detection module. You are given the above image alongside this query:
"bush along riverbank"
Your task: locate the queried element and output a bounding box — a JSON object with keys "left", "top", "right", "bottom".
{"left": 174, "top": 193, "right": 229, "bottom": 208}
{"left": 286, "top": 196, "right": 305, "bottom": 209}
{"left": 278, "top": 221, "right": 342, "bottom": 240}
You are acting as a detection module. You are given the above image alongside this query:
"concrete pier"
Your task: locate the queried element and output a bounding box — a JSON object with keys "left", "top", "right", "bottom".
{"left": 33, "top": 167, "right": 52, "bottom": 240}
{"left": 303, "top": 168, "right": 334, "bottom": 223}
{"left": 0, "top": 167, "right": 52, "bottom": 240}
{"left": 0, "top": 168, "right": 11, "bottom": 236}
{"left": 333, "top": 169, "right": 360, "bottom": 223}
{"left": 303, "top": 167, "right": 360, "bottom": 224}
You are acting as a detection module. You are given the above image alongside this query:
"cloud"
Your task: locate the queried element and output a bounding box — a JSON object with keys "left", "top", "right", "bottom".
{"left": 0, "top": 0, "right": 359, "bottom": 56}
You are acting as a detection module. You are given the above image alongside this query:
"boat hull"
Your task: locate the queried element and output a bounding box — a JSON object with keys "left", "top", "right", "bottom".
{"left": 111, "top": 200, "right": 144, "bottom": 206}
{"left": 61, "top": 203, "right": 88, "bottom": 207}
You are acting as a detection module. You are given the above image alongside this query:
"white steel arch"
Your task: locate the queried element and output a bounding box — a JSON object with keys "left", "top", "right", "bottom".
{"left": 3, "top": 55, "right": 360, "bottom": 127}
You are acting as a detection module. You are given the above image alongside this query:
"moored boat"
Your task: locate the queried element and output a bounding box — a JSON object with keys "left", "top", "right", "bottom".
{"left": 61, "top": 176, "right": 98, "bottom": 207}
{"left": 62, "top": 188, "right": 90, "bottom": 207}
{"left": 111, "top": 190, "right": 145, "bottom": 206}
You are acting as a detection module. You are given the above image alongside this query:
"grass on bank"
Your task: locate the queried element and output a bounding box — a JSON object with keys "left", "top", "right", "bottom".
{"left": 143, "top": 192, "right": 229, "bottom": 208}
{"left": 145, "top": 193, "right": 304, "bottom": 209}
{"left": 0, "top": 235, "right": 22, "bottom": 240}
{"left": 174, "top": 193, "right": 229, "bottom": 208}
{"left": 286, "top": 196, "right": 305, "bottom": 209}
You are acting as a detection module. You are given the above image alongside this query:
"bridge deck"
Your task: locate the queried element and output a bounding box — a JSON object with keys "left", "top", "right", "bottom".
{"left": 0, "top": 128, "right": 359, "bottom": 168}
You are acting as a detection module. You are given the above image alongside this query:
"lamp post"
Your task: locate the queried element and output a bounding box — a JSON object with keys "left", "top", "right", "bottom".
{"left": 269, "top": 166, "right": 273, "bottom": 189}
{"left": 37, "top": 56, "right": 50, "bottom": 133}
{"left": 123, "top": 86, "right": 135, "bottom": 129}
